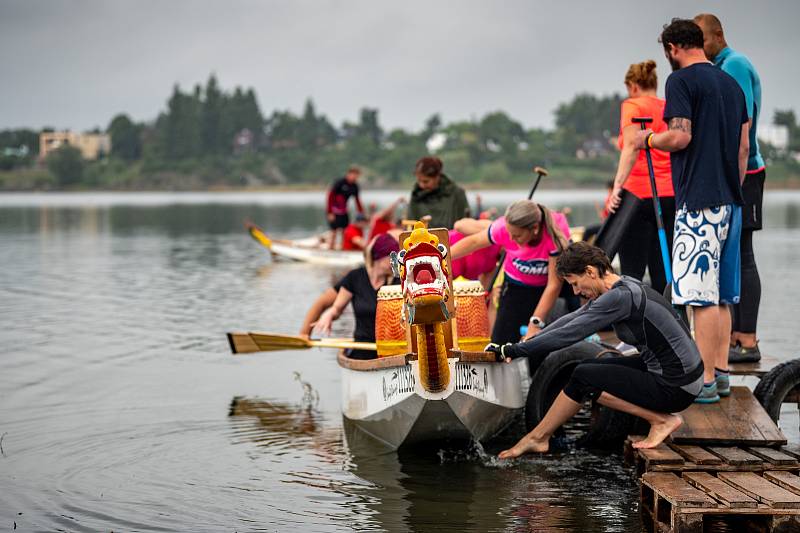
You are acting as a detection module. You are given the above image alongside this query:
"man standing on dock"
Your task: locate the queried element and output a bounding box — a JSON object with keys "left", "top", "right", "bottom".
{"left": 694, "top": 13, "right": 766, "bottom": 365}
{"left": 634, "top": 18, "right": 749, "bottom": 404}
{"left": 326, "top": 166, "right": 364, "bottom": 250}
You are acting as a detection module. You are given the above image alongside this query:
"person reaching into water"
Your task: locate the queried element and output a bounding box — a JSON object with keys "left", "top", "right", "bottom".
{"left": 605, "top": 60, "right": 675, "bottom": 294}
{"left": 486, "top": 242, "right": 703, "bottom": 456}
{"left": 313, "top": 233, "right": 400, "bottom": 359}
{"left": 407, "top": 156, "right": 470, "bottom": 229}
{"left": 326, "top": 166, "right": 364, "bottom": 250}
{"left": 450, "top": 200, "right": 570, "bottom": 344}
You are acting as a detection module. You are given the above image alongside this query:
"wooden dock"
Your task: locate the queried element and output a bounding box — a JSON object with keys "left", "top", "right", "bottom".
{"left": 628, "top": 385, "right": 799, "bottom": 531}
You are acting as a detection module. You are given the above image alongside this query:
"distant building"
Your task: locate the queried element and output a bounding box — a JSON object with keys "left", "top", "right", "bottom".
{"left": 758, "top": 125, "right": 789, "bottom": 151}
{"left": 39, "top": 131, "right": 111, "bottom": 160}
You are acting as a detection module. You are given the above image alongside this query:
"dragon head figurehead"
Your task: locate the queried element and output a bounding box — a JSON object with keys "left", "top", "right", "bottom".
{"left": 389, "top": 221, "right": 453, "bottom": 393}
{"left": 391, "top": 222, "right": 451, "bottom": 323}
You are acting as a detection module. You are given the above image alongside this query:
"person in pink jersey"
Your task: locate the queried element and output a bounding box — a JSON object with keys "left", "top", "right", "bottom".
{"left": 450, "top": 200, "right": 570, "bottom": 344}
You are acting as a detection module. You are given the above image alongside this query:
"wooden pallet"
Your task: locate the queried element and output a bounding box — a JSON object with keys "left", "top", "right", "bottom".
{"left": 671, "top": 387, "right": 787, "bottom": 446}
{"left": 626, "top": 437, "right": 800, "bottom": 475}
{"left": 641, "top": 471, "right": 800, "bottom": 532}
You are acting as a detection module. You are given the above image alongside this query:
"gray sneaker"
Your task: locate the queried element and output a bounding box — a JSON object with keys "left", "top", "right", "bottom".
{"left": 695, "top": 382, "right": 720, "bottom": 404}
{"left": 729, "top": 343, "right": 761, "bottom": 363}
{"left": 715, "top": 373, "right": 730, "bottom": 397}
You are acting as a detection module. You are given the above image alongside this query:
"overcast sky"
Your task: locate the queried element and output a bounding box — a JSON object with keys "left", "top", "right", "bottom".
{"left": 2, "top": 0, "right": 798, "bottom": 133}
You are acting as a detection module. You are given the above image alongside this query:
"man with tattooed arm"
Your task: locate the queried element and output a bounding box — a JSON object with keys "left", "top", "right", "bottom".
{"left": 634, "top": 18, "right": 749, "bottom": 404}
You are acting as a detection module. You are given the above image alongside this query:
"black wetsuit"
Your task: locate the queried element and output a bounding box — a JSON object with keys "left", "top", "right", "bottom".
{"left": 504, "top": 276, "right": 703, "bottom": 413}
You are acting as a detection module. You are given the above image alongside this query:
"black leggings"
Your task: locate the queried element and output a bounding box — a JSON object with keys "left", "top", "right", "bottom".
{"left": 492, "top": 281, "right": 545, "bottom": 345}
{"left": 732, "top": 229, "right": 760, "bottom": 334}
{"left": 563, "top": 356, "right": 696, "bottom": 414}
{"left": 617, "top": 194, "right": 676, "bottom": 295}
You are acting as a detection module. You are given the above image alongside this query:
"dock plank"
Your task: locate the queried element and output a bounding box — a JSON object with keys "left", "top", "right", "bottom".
{"left": 672, "top": 387, "right": 786, "bottom": 446}
{"left": 682, "top": 472, "right": 757, "bottom": 508}
{"left": 638, "top": 444, "right": 685, "bottom": 465}
{"left": 641, "top": 472, "right": 717, "bottom": 507}
{"left": 729, "top": 386, "right": 787, "bottom": 446}
{"left": 728, "top": 355, "right": 781, "bottom": 377}
{"left": 718, "top": 472, "right": 800, "bottom": 508}
{"left": 671, "top": 444, "right": 723, "bottom": 465}
{"left": 764, "top": 471, "right": 800, "bottom": 496}
{"left": 707, "top": 447, "right": 764, "bottom": 466}
{"left": 782, "top": 444, "right": 800, "bottom": 460}
{"left": 748, "top": 447, "right": 799, "bottom": 466}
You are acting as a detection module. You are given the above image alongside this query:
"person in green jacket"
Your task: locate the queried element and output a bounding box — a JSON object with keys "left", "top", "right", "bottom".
{"left": 407, "top": 156, "right": 470, "bottom": 229}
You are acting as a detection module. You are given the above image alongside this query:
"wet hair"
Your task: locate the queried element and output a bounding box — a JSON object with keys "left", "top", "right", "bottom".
{"left": 659, "top": 18, "right": 704, "bottom": 52}
{"left": 504, "top": 200, "right": 568, "bottom": 253}
{"left": 414, "top": 156, "right": 443, "bottom": 178}
{"left": 624, "top": 60, "right": 658, "bottom": 91}
{"left": 556, "top": 241, "right": 614, "bottom": 278}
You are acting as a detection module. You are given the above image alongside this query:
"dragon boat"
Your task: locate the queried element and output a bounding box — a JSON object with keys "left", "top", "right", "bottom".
{"left": 338, "top": 222, "right": 531, "bottom": 449}
{"left": 246, "top": 222, "right": 364, "bottom": 268}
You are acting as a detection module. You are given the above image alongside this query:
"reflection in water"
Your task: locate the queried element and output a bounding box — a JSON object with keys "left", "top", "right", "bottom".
{"left": 229, "top": 397, "right": 640, "bottom": 532}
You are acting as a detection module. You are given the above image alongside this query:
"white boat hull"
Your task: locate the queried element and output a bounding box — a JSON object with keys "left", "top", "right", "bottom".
{"left": 340, "top": 357, "right": 530, "bottom": 449}
{"left": 269, "top": 239, "right": 364, "bottom": 268}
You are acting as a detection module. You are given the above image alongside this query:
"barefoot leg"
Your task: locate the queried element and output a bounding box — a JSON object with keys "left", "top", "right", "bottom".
{"left": 499, "top": 391, "right": 581, "bottom": 459}
{"left": 596, "top": 392, "right": 683, "bottom": 449}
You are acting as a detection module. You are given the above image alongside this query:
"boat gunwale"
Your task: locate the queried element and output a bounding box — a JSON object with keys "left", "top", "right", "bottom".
{"left": 336, "top": 349, "right": 500, "bottom": 371}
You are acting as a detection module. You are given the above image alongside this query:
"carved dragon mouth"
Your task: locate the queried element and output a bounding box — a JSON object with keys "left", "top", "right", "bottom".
{"left": 404, "top": 255, "right": 446, "bottom": 304}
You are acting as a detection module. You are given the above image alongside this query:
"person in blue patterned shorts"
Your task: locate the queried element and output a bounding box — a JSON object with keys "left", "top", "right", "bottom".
{"left": 634, "top": 19, "right": 749, "bottom": 403}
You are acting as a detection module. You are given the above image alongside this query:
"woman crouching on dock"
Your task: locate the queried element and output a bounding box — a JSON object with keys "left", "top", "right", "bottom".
{"left": 486, "top": 242, "right": 703, "bottom": 456}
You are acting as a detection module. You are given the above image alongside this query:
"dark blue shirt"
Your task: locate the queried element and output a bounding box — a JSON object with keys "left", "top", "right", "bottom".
{"left": 663, "top": 63, "right": 747, "bottom": 211}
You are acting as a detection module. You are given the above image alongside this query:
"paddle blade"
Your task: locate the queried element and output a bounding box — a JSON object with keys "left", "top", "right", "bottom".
{"left": 227, "top": 332, "right": 312, "bottom": 354}
{"left": 246, "top": 222, "right": 272, "bottom": 249}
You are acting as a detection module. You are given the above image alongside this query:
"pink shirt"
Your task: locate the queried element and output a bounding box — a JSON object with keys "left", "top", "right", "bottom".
{"left": 449, "top": 230, "right": 501, "bottom": 280}
{"left": 488, "top": 213, "right": 570, "bottom": 286}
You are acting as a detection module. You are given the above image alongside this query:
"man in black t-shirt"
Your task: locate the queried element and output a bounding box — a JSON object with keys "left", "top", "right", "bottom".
{"left": 326, "top": 166, "right": 364, "bottom": 250}
{"left": 634, "top": 18, "right": 749, "bottom": 404}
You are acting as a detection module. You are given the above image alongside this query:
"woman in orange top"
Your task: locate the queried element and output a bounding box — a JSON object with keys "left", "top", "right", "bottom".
{"left": 605, "top": 60, "right": 675, "bottom": 294}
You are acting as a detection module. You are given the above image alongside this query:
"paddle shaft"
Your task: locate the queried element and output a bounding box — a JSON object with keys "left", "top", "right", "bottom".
{"left": 487, "top": 167, "right": 547, "bottom": 290}
{"left": 634, "top": 119, "right": 672, "bottom": 284}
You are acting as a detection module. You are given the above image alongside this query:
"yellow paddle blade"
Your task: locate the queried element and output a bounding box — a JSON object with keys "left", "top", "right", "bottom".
{"left": 246, "top": 223, "right": 272, "bottom": 249}
{"left": 227, "top": 332, "right": 376, "bottom": 354}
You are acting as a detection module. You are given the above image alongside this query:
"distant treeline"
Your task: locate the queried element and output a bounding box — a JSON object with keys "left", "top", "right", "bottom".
{"left": 2, "top": 74, "right": 799, "bottom": 190}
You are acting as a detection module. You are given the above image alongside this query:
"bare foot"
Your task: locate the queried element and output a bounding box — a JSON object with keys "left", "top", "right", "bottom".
{"left": 498, "top": 434, "right": 549, "bottom": 459}
{"left": 632, "top": 414, "right": 683, "bottom": 449}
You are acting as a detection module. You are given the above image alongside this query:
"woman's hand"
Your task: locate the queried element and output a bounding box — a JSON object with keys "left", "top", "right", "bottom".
{"left": 312, "top": 308, "right": 337, "bottom": 336}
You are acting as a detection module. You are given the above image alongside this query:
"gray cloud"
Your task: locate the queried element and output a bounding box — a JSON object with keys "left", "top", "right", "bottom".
{"left": 1, "top": 0, "right": 798, "bottom": 132}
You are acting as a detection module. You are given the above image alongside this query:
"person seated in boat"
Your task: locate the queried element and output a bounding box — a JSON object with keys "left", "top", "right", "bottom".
{"left": 342, "top": 213, "right": 369, "bottom": 251}
{"left": 326, "top": 166, "right": 364, "bottom": 250}
{"left": 450, "top": 200, "right": 570, "bottom": 344}
{"left": 407, "top": 156, "right": 470, "bottom": 229}
{"left": 313, "top": 233, "right": 400, "bottom": 359}
{"left": 486, "top": 242, "right": 703, "bottom": 456}
{"left": 368, "top": 196, "right": 406, "bottom": 240}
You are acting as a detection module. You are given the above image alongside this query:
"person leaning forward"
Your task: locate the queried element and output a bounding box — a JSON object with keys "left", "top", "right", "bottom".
{"left": 407, "top": 156, "right": 470, "bottom": 229}
{"left": 486, "top": 242, "right": 703, "bottom": 456}
{"left": 633, "top": 18, "right": 749, "bottom": 404}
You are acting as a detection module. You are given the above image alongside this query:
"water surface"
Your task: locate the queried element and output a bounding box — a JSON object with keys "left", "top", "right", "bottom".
{"left": 1, "top": 190, "right": 799, "bottom": 532}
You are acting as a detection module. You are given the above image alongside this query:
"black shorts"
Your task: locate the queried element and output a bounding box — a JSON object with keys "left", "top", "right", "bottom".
{"left": 741, "top": 169, "right": 765, "bottom": 231}
{"left": 329, "top": 213, "right": 349, "bottom": 230}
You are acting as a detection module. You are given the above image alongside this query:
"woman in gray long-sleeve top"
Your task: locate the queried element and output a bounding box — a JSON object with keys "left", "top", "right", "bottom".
{"left": 485, "top": 242, "right": 703, "bottom": 458}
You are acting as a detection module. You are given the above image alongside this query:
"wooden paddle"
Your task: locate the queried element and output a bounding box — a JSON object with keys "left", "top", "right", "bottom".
{"left": 227, "top": 332, "right": 377, "bottom": 354}
{"left": 245, "top": 222, "right": 272, "bottom": 249}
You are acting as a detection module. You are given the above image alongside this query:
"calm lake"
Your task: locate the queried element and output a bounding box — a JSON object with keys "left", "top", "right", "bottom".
{"left": 2, "top": 190, "right": 799, "bottom": 532}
